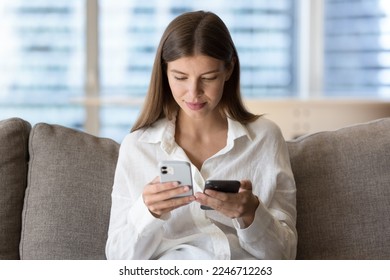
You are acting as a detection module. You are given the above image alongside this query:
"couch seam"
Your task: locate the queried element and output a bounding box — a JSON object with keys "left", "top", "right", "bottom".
{"left": 19, "top": 118, "right": 31, "bottom": 260}
{"left": 19, "top": 123, "right": 38, "bottom": 259}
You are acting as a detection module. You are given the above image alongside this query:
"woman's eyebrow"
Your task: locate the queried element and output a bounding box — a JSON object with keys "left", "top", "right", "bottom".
{"left": 170, "top": 69, "right": 187, "bottom": 75}
{"left": 170, "top": 69, "right": 221, "bottom": 75}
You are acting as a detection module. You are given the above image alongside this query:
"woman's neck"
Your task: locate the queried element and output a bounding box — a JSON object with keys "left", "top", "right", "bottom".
{"left": 175, "top": 110, "right": 228, "bottom": 138}
{"left": 175, "top": 110, "right": 228, "bottom": 170}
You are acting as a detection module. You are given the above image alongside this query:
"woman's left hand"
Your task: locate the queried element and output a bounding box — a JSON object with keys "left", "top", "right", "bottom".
{"left": 195, "top": 180, "right": 259, "bottom": 227}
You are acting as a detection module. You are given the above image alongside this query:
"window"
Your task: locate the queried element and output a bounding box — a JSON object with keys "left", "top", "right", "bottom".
{"left": 99, "top": 0, "right": 297, "bottom": 140}
{"left": 1, "top": 0, "right": 388, "bottom": 143}
{"left": 0, "top": 0, "right": 85, "bottom": 128}
{"left": 324, "top": 0, "right": 390, "bottom": 97}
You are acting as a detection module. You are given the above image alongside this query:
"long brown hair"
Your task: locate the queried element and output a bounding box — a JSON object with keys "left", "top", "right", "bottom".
{"left": 131, "top": 11, "right": 259, "bottom": 132}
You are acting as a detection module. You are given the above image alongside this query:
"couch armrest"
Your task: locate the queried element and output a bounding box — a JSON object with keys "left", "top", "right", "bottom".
{"left": 288, "top": 118, "right": 390, "bottom": 259}
{"left": 0, "top": 118, "right": 31, "bottom": 260}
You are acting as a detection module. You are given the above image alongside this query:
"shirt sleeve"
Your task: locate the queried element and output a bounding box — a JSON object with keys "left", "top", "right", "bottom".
{"left": 105, "top": 135, "right": 166, "bottom": 260}
{"left": 233, "top": 123, "right": 297, "bottom": 259}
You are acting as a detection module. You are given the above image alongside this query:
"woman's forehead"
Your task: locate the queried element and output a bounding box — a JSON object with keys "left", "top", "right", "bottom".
{"left": 167, "top": 55, "right": 225, "bottom": 73}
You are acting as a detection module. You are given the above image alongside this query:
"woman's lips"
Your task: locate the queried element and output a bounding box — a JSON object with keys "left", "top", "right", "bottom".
{"left": 186, "top": 102, "right": 206, "bottom": 111}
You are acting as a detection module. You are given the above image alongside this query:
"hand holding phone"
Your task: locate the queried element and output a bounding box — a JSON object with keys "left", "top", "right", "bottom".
{"left": 159, "top": 160, "right": 194, "bottom": 198}
{"left": 200, "top": 180, "right": 240, "bottom": 210}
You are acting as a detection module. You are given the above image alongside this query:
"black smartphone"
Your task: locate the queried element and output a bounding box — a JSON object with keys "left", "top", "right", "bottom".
{"left": 201, "top": 180, "right": 241, "bottom": 210}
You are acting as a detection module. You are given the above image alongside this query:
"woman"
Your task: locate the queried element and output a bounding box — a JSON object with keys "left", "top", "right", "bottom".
{"left": 106, "top": 10, "right": 297, "bottom": 260}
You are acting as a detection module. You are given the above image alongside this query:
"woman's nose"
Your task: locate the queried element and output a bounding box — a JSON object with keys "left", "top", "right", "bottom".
{"left": 188, "top": 79, "right": 202, "bottom": 97}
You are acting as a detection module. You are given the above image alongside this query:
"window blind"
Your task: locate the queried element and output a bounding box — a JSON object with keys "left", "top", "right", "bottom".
{"left": 0, "top": 0, "right": 85, "bottom": 128}
{"left": 324, "top": 0, "right": 390, "bottom": 97}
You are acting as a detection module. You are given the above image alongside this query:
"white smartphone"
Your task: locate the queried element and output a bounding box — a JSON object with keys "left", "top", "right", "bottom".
{"left": 159, "top": 160, "right": 193, "bottom": 197}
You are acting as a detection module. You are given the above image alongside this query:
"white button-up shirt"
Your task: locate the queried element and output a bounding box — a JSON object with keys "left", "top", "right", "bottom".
{"left": 106, "top": 116, "right": 297, "bottom": 259}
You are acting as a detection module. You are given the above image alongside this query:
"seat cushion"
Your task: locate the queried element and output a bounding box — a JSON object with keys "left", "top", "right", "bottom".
{"left": 288, "top": 118, "right": 390, "bottom": 259}
{"left": 20, "top": 123, "right": 119, "bottom": 259}
{"left": 0, "top": 118, "right": 31, "bottom": 260}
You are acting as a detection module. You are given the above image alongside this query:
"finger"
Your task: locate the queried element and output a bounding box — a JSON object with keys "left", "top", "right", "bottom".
{"left": 144, "top": 181, "right": 179, "bottom": 195}
{"left": 239, "top": 180, "right": 252, "bottom": 192}
{"left": 148, "top": 195, "right": 195, "bottom": 216}
{"left": 142, "top": 176, "right": 161, "bottom": 195}
{"left": 151, "top": 176, "right": 160, "bottom": 183}
{"left": 197, "top": 190, "right": 252, "bottom": 218}
{"left": 204, "top": 188, "right": 234, "bottom": 202}
{"left": 196, "top": 191, "right": 235, "bottom": 213}
{"left": 195, "top": 192, "right": 218, "bottom": 210}
{"left": 144, "top": 185, "right": 190, "bottom": 205}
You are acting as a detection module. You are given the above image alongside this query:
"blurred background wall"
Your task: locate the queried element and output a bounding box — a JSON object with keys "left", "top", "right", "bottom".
{"left": 1, "top": 0, "right": 389, "bottom": 142}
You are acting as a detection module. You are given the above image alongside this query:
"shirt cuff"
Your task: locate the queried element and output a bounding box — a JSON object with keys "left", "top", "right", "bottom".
{"left": 232, "top": 218, "right": 246, "bottom": 229}
{"left": 128, "top": 196, "right": 168, "bottom": 236}
{"left": 234, "top": 201, "right": 273, "bottom": 243}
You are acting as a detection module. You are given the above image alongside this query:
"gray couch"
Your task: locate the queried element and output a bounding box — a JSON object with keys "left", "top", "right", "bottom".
{"left": 1, "top": 117, "right": 389, "bottom": 260}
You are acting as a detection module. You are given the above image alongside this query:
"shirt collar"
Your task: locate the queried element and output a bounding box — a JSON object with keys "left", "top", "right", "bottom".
{"left": 227, "top": 117, "right": 253, "bottom": 143}
{"left": 138, "top": 115, "right": 253, "bottom": 154}
{"left": 138, "top": 115, "right": 174, "bottom": 138}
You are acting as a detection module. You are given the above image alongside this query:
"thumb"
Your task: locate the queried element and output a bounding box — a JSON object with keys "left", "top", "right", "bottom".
{"left": 239, "top": 180, "right": 252, "bottom": 192}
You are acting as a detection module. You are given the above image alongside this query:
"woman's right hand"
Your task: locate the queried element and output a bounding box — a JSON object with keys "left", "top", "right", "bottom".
{"left": 142, "top": 176, "right": 195, "bottom": 218}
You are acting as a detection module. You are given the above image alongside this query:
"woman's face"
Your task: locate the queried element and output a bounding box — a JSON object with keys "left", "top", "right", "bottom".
{"left": 166, "top": 55, "right": 233, "bottom": 121}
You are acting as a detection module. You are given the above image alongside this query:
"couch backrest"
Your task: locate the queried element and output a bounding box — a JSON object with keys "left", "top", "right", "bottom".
{"left": 2, "top": 117, "right": 389, "bottom": 260}
{"left": 288, "top": 118, "right": 390, "bottom": 259}
{"left": 0, "top": 118, "right": 31, "bottom": 260}
{"left": 20, "top": 123, "right": 119, "bottom": 259}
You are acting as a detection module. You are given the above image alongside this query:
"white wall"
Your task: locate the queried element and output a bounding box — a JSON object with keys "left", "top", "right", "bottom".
{"left": 245, "top": 99, "right": 390, "bottom": 139}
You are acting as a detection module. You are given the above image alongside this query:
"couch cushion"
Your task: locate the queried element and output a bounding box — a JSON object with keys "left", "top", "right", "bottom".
{"left": 0, "top": 118, "right": 31, "bottom": 260}
{"left": 20, "top": 123, "right": 119, "bottom": 259}
{"left": 288, "top": 118, "right": 390, "bottom": 259}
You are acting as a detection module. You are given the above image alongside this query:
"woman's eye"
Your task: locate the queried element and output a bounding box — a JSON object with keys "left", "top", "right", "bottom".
{"left": 174, "top": 76, "right": 187, "bottom": 81}
{"left": 202, "top": 76, "right": 217, "bottom": 81}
